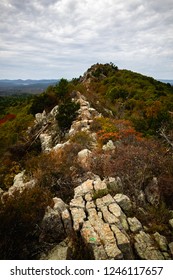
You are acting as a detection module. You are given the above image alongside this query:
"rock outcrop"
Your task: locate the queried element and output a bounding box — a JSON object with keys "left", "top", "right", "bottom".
{"left": 40, "top": 176, "right": 172, "bottom": 260}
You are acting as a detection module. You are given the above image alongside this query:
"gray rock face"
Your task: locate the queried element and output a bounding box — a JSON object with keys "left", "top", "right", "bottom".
{"left": 134, "top": 231, "right": 164, "bottom": 260}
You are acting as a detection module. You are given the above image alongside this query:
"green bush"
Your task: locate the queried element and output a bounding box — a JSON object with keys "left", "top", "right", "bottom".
{"left": 56, "top": 101, "right": 80, "bottom": 133}
{"left": 29, "top": 92, "right": 57, "bottom": 115}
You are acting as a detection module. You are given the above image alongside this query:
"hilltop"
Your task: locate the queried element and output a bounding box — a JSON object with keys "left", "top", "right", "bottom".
{"left": 0, "top": 63, "right": 173, "bottom": 260}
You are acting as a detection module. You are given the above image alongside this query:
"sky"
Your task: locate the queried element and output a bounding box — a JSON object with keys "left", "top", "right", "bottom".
{"left": 0, "top": 0, "right": 173, "bottom": 80}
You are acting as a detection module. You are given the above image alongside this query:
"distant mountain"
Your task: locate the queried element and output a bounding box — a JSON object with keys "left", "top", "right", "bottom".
{"left": 158, "top": 79, "right": 173, "bottom": 85}
{"left": 0, "top": 79, "right": 59, "bottom": 96}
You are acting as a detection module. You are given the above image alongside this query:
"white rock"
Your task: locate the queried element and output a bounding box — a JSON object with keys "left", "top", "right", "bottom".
{"left": 40, "top": 133, "right": 52, "bottom": 152}
{"left": 77, "top": 149, "right": 92, "bottom": 169}
{"left": 102, "top": 140, "right": 115, "bottom": 151}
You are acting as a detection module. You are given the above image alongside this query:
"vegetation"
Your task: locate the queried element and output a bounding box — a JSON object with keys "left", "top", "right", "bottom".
{"left": 82, "top": 63, "right": 173, "bottom": 136}
{"left": 0, "top": 63, "right": 173, "bottom": 259}
{"left": 0, "top": 186, "right": 52, "bottom": 259}
{"left": 56, "top": 101, "right": 80, "bottom": 133}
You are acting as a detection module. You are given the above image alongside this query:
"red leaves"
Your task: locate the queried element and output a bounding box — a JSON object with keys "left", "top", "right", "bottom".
{"left": 0, "top": 114, "right": 16, "bottom": 125}
{"left": 96, "top": 118, "right": 143, "bottom": 145}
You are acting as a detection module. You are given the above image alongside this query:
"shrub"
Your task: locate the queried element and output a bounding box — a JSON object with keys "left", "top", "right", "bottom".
{"left": 90, "top": 139, "right": 169, "bottom": 203}
{"left": 70, "top": 131, "right": 93, "bottom": 149}
{"left": 91, "top": 117, "right": 142, "bottom": 145}
{"left": 0, "top": 186, "right": 52, "bottom": 259}
{"left": 56, "top": 101, "right": 80, "bottom": 133}
{"left": 25, "top": 144, "right": 83, "bottom": 203}
{"left": 29, "top": 92, "right": 57, "bottom": 115}
{"left": 137, "top": 202, "right": 172, "bottom": 235}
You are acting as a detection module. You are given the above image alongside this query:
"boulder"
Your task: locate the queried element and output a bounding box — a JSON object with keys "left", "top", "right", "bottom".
{"left": 102, "top": 140, "right": 115, "bottom": 151}
{"left": 93, "top": 177, "right": 107, "bottom": 192}
{"left": 53, "top": 197, "right": 67, "bottom": 212}
{"left": 40, "top": 198, "right": 67, "bottom": 242}
{"left": 50, "top": 105, "right": 59, "bottom": 118}
{"left": 106, "top": 176, "right": 123, "bottom": 193}
{"left": 40, "top": 206, "right": 65, "bottom": 242}
{"left": 127, "top": 217, "right": 142, "bottom": 233}
{"left": 61, "top": 209, "right": 73, "bottom": 235}
{"left": 53, "top": 140, "right": 70, "bottom": 151}
{"left": 153, "top": 232, "right": 168, "bottom": 252}
{"left": 35, "top": 110, "right": 47, "bottom": 124}
{"left": 77, "top": 149, "right": 92, "bottom": 170}
{"left": 74, "top": 179, "right": 94, "bottom": 198}
{"left": 114, "top": 193, "right": 132, "bottom": 213}
{"left": 134, "top": 231, "right": 164, "bottom": 260}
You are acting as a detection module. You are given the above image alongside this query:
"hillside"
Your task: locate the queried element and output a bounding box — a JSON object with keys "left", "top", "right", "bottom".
{"left": 0, "top": 63, "right": 173, "bottom": 260}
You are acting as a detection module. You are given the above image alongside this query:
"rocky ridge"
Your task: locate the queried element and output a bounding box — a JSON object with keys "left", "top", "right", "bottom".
{"left": 1, "top": 91, "right": 173, "bottom": 260}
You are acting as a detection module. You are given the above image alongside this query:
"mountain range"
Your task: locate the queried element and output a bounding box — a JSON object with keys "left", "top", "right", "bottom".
{"left": 0, "top": 79, "right": 59, "bottom": 96}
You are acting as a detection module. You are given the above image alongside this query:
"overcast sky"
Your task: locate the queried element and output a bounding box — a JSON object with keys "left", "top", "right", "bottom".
{"left": 0, "top": 0, "right": 173, "bottom": 80}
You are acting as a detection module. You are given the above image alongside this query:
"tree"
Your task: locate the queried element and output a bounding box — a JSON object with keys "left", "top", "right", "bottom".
{"left": 56, "top": 101, "right": 80, "bottom": 133}
{"left": 55, "top": 78, "right": 69, "bottom": 100}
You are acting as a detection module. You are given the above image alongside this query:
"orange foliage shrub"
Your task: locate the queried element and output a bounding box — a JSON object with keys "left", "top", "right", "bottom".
{"left": 92, "top": 117, "right": 143, "bottom": 145}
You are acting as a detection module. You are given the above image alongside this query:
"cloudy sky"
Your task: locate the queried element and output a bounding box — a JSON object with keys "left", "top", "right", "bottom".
{"left": 0, "top": 0, "right": 173, "bottom": 79}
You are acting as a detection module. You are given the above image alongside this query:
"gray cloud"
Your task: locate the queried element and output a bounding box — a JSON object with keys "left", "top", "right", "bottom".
{"left": 0, "top": 0, "right": 173, "bottom": 79}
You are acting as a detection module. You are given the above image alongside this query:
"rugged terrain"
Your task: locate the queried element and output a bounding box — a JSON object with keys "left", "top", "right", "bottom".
{"left": 0, "top": 63, "right": 173, "bottom": 260}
